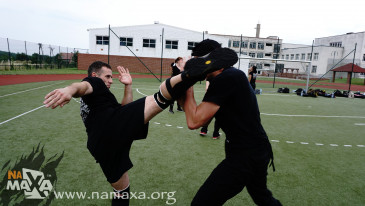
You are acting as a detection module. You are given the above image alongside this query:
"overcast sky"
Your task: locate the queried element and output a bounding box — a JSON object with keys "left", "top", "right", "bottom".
{"left": 1, "top": 0, "right": 364, "bottom": 50}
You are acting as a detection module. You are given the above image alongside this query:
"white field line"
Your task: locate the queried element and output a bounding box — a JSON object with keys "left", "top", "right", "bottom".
{"left": 354, "top": 123, "right": 365, "bottom": 126}
{"left": 136, "top": 88, "right": 149, "bottom": 97}
{"left": 261, "top": 94, "right": 294, "bottom": 96}
{"left": 0, "top": 81, "right": 65, "bottom": 98}
{"left": 72, "top": 98, "right": 81, "bottom": 103}
{"left": 271, "top": 140, "right": 364, "bottom": 148}
{"left": 0, "top": 105, "right": 45, "bottom": 126}
{"left": 261, "top": 113, "right": 365, "bottom": 119}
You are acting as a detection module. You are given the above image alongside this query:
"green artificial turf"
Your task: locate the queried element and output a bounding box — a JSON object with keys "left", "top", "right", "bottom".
{"left": 0, "top": 78, "right": 364, "bottom": 205}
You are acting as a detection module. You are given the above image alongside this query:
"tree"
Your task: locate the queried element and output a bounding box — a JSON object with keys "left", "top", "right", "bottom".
{"left": 15, "top": 53, "right": 28, "bottom": 61}
{"left": 72, "top": 51, "right": 79, "bottom": 65}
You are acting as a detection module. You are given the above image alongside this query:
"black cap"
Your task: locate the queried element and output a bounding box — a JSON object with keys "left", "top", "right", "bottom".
{"left": 191, "top": 39, "right": 221, "bottom": 57}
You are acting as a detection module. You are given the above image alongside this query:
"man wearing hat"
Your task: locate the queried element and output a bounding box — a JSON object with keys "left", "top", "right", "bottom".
{"left": 181, "top": 39, "right": 282, "bottom": 205}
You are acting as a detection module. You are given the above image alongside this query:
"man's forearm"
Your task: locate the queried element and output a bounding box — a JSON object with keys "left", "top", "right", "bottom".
{"left": 121, "top": 84, "right": 133, "bottom": 105}
{"left": 70, "top": 82, "right": 92, "bottom": 98}
{"left": 183, "top": 87, "right": 220, "bottom": 129}
{"left": 44, "top": 81, "right": 92, "bottom": 109}
{"left": 183, "top": 88, "right": 201, "bottom": 129}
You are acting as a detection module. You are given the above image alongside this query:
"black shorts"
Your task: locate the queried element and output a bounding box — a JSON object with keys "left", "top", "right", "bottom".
{"left": 87, "top": 97, "right": 149, "bottom": 183}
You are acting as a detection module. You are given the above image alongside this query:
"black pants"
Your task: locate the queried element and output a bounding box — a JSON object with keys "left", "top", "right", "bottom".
{"left": 191, "top": 148, "right": 280, "bottom": 206}
{"left": 201, "top": 118, "right": 220, "bottom": 136}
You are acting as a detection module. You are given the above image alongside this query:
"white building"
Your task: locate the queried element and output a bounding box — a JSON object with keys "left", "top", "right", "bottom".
{"left": 211, "top": 26, "right": 283, "bottom": 73}
{"left": 87, "top": 22, "right": 253, "bottom": 74}
{"left": 281, "top": 32, "right": 365, "bottom": 79}
{"left": 88, "top": 23, "right": 229, "bottom": 59}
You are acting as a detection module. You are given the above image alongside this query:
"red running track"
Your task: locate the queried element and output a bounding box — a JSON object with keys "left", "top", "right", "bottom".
{"left": 0, "top": 74, "right": 169, "bottom": 86}
{"left": 0, "top": 74, "right": 364, "bottom": 92}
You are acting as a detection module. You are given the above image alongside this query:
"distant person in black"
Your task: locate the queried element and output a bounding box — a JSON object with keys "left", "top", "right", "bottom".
{"left": 169, "top": 57, "right": 184, "bottom": 113}
{"left": 43, "top": 58, "right": 231, "bottom": 206}
{"left": 248, "top": 65, "right": 258, "bottom": 90}
{"left": 181, "top": 47, "right": 281, "bottom": 205}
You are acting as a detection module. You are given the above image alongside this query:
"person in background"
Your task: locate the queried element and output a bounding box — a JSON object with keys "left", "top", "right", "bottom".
{"left": 248, "top": 65, "right": 258, "bottom": 90}
{"left": 199, "top": 81, "right": 221, "bottom": 139}
{"left": 169, "top": 57, "right": 184, "bottom": 113}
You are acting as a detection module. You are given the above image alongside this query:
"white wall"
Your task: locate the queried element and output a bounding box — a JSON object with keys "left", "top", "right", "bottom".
{"left": 88, "top": 24, "right": 229, "bottom": 59}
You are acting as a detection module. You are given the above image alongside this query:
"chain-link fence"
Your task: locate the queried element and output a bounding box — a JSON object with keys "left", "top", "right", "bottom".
{"left": 0, "top": 37, "right": 88, "bottom": 70}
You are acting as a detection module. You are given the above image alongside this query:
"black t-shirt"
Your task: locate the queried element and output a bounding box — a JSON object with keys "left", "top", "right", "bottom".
{"left": 80, "top": 77, "right": 149, "bottom": 159}
{"left": 171, "top": 64, "right": 181, "bottom": 77}
{"left": 81, "top": 77, "right": 119, "bottom": 113}
{"left": 203, "top": 67, "right": 268, "bottom": 153}
{"left": 80, "top": 77, "right": 121, "bottom": 155}
{"left": 249, "top": 71, "right": 257, "bottom": 84}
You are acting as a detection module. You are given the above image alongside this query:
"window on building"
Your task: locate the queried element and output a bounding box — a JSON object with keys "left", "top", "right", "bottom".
{"left": 96, "top": 36, "right": 109, "bottom": 45}
{"left": 330, "top": 42, "right": 342, "bottom": 47}
{"left": 307, "top": 53, "right": 312, "bottom": 60}
{"left": 301, "top": 53, "right": 305, "bottom": 60}
{"left": 264, "top": 64, "right": 271, "bottom": 67}
{"left": 314, "top": 53, "right": 319, "bottom": 61}
{"left": 265, "top": 53, "right": 272, "bottom": 57}
{"left": 273, "top": 54, "right": 279, "bottom": 59}
{"left": 166, "top": 40, "right": 178, "bottom": 49}
{"left": 266, "top": 43, "right": 273, "bottom": 46}
{"left": 258, "top": 42, "right": 264, "bottom": 50}
{"left": 120, "top": 37, "right": 133, "bottom": 46}
{"left": 256, "top": 64, "right": 262, "bottom": 70}
{"left": 232, "top": 41, "right": 240, "bottom": 48}
{"left": 311, "top": 66, "right": 317, "bottom": 73}
{"left": 285, "top": 54, "right": 289, "bottom": 60}
{"left": 188, "top": 42, "right": 199, "bottom": 50}
{"left": 290, "top": 54, "right": 294, "bottom": 60}
{"left": 282, "top": 55, "right": 285, "bottom": 59}
{"left": 143, "top": 39, "right": 156, "bottom": 48}
{"left": 295, "top": 54, "right": 300, "bottom": 60}
{"left": 257, "top": 53, "right": 264, "bottom": 58}
{"left": 274, "top": 44, "right": 281, "bottom": 53}
{"left": 228, "top": 40, "right": 232, "bottom": 47}
{"left": 249, "top": 42, "right": 256, "bottom": 49}
{"left": 363, "top": 54, "right": 365, "bottom": 61}
{"left": 242, "top": 52, "right": 248, "bottom": 55}
{"left": 249, "top": 52, "right": 256, "bottom": 58}
{"left": 241, "top": 41, "right": 248, "bottom": 48}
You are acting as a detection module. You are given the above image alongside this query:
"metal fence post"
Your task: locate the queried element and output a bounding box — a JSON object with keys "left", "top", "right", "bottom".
{"left": 348, "top": 43, "right": 357, "bottom": 93}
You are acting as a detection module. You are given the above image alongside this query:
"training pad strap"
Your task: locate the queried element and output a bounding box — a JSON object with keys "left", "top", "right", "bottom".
{"left": 166, "top": 76, "right": 197, "bottom": 100}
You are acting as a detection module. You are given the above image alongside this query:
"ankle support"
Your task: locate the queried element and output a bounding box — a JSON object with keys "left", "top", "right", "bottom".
{"left": 112, "top": 185, "right": 130, "bottom": 206}
{"left": 153, "top": 92, "right": 171, "bottom": 110}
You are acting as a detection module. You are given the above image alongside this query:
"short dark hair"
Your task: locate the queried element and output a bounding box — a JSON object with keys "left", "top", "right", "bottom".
{"left": 88, "top": 61, "right": 112, "bottom": 77}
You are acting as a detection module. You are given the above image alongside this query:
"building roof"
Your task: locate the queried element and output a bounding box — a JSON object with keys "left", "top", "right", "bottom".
{"left": 332, "top": 63, "right": 365, "bottom": 73}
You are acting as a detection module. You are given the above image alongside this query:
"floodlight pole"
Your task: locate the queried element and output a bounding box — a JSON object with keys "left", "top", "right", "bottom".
{"left": 160, "top": 28, "right": 164, "bottom": 81}
{"left": 7, "top": 38, "right": 11, "bottom": 67}
{"left": 273, "top": 37, "right": 280, "bottom": 88}
{"left": 305, "top": 40, "right": 314, "bottom": 92}
{"left": 348, "top": 43, "right": 357, "bottom": 93}
{"left": 108, "top": 24, "right": 110, "bottom": 64}
{"left": 238, "top": 34, "right": 242, "bottom": 69}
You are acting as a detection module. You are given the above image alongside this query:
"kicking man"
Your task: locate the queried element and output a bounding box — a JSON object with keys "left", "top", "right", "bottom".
{"left": 180, "top": 41, "right": 282, "bottom": 205}
{"left": 43, "top": 58, "right": 228, "bottom": 206}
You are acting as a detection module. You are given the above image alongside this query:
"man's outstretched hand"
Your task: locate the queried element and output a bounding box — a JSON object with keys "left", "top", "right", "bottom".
{"left": 117, "top": 66, "right": 132, "bottom": 85}
{"left": 43, "top": 87, "right": 72, "bottom": 109}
